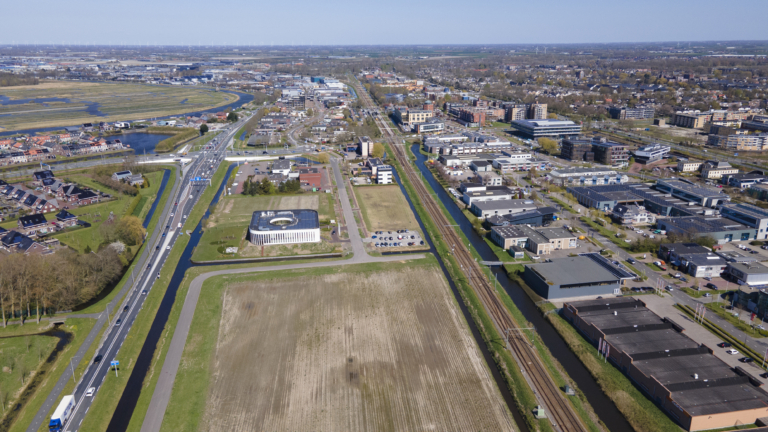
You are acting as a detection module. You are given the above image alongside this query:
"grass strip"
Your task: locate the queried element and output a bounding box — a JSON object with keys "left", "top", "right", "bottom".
{"left": 6, "top": 319, "right": 96, "bottom": 432}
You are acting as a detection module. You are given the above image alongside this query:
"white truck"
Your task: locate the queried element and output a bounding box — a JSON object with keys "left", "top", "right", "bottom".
{"left": 49, "top": 395, "right": 75, "bottom": 432}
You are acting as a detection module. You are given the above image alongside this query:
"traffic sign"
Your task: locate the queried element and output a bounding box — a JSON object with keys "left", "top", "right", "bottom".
{"left": 110, "top": 360, "right": 119, "bottom": 367}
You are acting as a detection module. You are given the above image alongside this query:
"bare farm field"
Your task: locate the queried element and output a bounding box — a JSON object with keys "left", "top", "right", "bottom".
{"left": 160, "top": 261, "right": 516, "bottom": 432}
{"left": 0, "top": 81, "right": 236, "bottom": 131}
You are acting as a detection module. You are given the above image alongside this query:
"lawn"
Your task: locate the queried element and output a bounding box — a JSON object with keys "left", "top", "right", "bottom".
{"left": 191, "top": 193, "right": 339, "bottom": 262}
{"left": 0, "top": 81, "right": 237, "bottom": 132}
{"left": 0, "top": 334, "right": 58, "bottom": 426}
{"left": 354, "top": 185, "right": 421, "bottom": 233}
{"left": 3, "top": 318, "right": 96, "bottom": 432}
{"left": 159, "top": 258, "right": 515, "bottom": 432}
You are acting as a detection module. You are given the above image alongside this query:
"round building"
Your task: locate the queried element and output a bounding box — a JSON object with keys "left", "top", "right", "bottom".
{"left": 249, "top": 210, "right": 321, "bottom": 245}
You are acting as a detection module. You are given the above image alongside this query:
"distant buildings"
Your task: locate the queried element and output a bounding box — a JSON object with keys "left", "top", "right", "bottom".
{"left": 677, "top": 160, "right": 702, "bottom": 172}
{"left": 510, "top": 119, "right": 581, "bottom": 138}
{"left": 528, "top": 103, "right": 547, "bottom": 120}
{"left": 700, "top": 160, "right": 738, "bottom": 180}
{"left": 560, "top": 137, "right": 628, "bottom": 166}
{"left": 608, "top": 106, "right": 655, "bottom": 120}
{"left": 548, "top": 167, "right": 628, "bottom": 186}
{"left": 632, "top": 144, "right": 670, "bottom": 164}
{"left": 394, "top": 108, "right": 433, "bottom": 127}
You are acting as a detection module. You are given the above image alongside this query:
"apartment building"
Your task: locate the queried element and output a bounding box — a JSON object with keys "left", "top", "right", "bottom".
{"left": 707, "top": 133, "right": 767, "bottom": 151}
{"left": 504, "top": 104, "right": 528, "bottom": 122}
{"left": 458, "top": 108, "right": 486, "bottom": 127}
{"left": 527, "top": 103, "right": 547, "bottom": 120}
{"left": 608, "top": 106, "right": 655, "bottom": 120}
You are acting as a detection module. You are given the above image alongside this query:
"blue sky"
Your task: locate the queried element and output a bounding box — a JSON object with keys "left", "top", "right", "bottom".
{"left": 2, "top": 0, "right": 767, "bottom": 46}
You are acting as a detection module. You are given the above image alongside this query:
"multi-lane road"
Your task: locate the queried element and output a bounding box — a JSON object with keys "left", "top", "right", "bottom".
{"left": 31, "top": 117, "right": 250, "bottom": 432}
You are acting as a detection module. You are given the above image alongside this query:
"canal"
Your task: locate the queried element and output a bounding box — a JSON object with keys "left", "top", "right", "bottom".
{"left": 105, "top": 163, "right": 236, "bottom": 431}
{"left": 409, "top": 144, "right": 631, "bottom": 431}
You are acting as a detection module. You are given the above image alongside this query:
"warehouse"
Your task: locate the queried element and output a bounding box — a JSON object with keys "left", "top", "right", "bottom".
{"left": 484, "top": 206, "right": 557, "bottom": 228}
{"left": 249, "top": 210, "right": 320, "bottom": 245}
{"left": 656, "top": 216, "right": 756, "bottom": 243}
{"left": 563, "top": 297, "right": 768, "bottom": 431}
{"left": 470, "top": 199, "right": 538, "bottom": 219}
{"left": 521, "top": 255, "right": 624, "bottom": 299}
{"left": 655, "top": 179, "right": 726, "bottom": 208}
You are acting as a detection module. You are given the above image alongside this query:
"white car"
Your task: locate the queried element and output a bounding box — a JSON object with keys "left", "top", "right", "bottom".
{"left": 85, "top": 387, "right": 95, "bottom": 397}
{"left": 726, "top": 349, "right": 739, "bottom": 355}
{"left": 166, "top": 246, "right": 171, "bottom": 250}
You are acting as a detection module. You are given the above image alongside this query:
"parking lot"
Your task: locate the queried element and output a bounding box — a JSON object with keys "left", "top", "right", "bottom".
{"left": 364, "top": 229, "right": 426, "bottom": 250}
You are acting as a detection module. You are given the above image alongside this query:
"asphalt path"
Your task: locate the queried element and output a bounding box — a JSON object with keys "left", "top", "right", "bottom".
{"left": 138, "top": 156, "right": 426, "bottom": 432}
{"left": 28, "top": 117, "right": 250, "bottom": 432}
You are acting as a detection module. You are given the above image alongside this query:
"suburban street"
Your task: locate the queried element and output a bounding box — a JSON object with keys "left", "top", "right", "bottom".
{"left": 28, "top": 116, "right": 250, "bottom": 432}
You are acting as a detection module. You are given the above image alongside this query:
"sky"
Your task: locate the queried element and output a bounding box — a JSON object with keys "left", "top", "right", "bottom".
{"left": 2, "top": 0, "right": 767, "bottom": 46}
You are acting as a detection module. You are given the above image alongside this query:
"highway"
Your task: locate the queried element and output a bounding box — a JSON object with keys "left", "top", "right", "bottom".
{"left": 37, "top": 117, "right": 250, "bottom": 432}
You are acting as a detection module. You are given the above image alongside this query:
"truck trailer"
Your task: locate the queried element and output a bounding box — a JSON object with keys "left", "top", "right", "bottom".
{"left": 49, "top": 395, "right": 75, "bottom": 432}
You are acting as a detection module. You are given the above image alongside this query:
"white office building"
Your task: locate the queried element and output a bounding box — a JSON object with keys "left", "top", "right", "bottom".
{"left": 249, "top": 210, "right": 320, "bottom": 245}
{"left": 377, "top": 165, "right": 393, "bottom": 184}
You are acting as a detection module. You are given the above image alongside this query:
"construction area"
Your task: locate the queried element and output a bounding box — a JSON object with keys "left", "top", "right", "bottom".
{"left": 563, "top": 297, "right": 768, "bottom": 431}
{"left": 196, "top": 264, "right": 516, "bottom": 432}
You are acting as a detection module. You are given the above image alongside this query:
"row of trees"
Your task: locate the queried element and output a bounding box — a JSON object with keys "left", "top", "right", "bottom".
{"left": 241, "top": 177, "right": 302, "bottom": 196}
{"left": 0, "top": 247, "right": 124, "bottom": 323}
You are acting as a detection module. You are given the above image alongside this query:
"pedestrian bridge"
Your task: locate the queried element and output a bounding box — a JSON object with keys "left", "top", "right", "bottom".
{"left": 480, "top": 261, "right": 505, "bottom": 266}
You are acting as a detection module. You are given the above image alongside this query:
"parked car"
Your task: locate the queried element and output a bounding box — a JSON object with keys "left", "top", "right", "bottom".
{"left": 673, "top": 273, "right": 682, "bottom": 278}
{"left": 717, "top": 342, "right": 732, "bottom": 348}
{"left": 706, "top": 283, "right": 718, "bottom": 289}
{"left": 627, "top": 257, "right": 636, "bottom": 264}
{"left": 680, "top": 276, "right": 688, "bottom": 282}
{"left": 740, "top": 357, "right": 754, "bottom": 363}
{"left": 727, "top": 349, "right": 739, "bottom": 355}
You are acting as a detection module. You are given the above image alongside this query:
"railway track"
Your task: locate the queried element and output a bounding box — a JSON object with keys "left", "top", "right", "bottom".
{"left": 353, "top": 80, "right": 586, "bottom": 432}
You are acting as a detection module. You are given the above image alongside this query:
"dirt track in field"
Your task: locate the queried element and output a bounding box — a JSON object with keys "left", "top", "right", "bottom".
{"left": 202, "top": 267, "right": 516, "bottom": 432}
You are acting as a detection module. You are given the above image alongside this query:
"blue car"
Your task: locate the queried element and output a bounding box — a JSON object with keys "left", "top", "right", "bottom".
{"left": 372, "top": 235, "right": 377, "bottom": 239}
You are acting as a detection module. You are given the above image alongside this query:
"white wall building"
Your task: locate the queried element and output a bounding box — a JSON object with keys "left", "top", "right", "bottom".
{"left": 249, "top": 210, "right": 321, "bottom": 246}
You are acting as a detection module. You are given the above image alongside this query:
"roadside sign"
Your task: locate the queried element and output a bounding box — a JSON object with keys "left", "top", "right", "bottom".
{"left": 111, "top": 360, "right": 119, "bottom": 377}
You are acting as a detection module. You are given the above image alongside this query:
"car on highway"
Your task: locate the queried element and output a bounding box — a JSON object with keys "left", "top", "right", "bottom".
{"left": 85, "top": 387, "right": 95, "bottom": 397}
{"left": 93, "top": 355, "right": 103, "bottom": 363}
{"left": 142, "top": 290, "right": 148, "bottom": 295}
{"left": 157, "top": 272, "right": 161, "bottom": 278}
{"left": 717, "top": 342, "right": 732, "bottom": 348}
{"left": 123, "top": 305, "right": 129, "bottom": 312}
{"left": 726, "top": 349, "right": 739, "bottom": 355}
{"left": 740, "top": 357, "right": 754, "bottom": 363}
{"left": 166, "top": 246, "right": 171, "bottom": 250}
{"left": 115, "top": 319, "right": 122, "bottom": 326}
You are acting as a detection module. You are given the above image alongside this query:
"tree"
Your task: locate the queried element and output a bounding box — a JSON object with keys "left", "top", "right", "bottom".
{"left": 84, "top": 245, "right": 92, "bottom": 254}
{"left": 538, "top": 137, "right": 559, "bottom": 155}
{"left": 227, "top": 112, "right": 239, "bottom": 122}
{"left": 200, "top": 124, "right": 209, "bottom": 134}
{"left": 317, "top": 153, "right": 330, "bottom": 164}
{"left": 371, "top": 143, "right": 385, "bottom": 159}
{"left": 259, "top": 178, "right": 275, "bottom": 195}
{"left": 116, "top": 216, "right": 146, "bottom": 246}
{"left": 547, "top": 113, "right": 558, "bottom": 119}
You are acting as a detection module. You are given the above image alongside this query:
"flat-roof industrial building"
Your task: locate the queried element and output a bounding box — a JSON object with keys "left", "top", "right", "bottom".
{"left": 563, "top": 297, "right": 768, "bottom": 431}
{"left": 249, "top": 210, "right": 320, "bottom": 246}
{"left": 656, "top": 216, "right": 755, "bottom": 243}
{"left": 521, "top": 254, "right": 632, "bottom": 299}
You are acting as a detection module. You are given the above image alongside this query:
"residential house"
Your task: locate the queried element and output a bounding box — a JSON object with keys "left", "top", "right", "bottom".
{"left": 17, "top": 214, "right": 49, "bottom": 235}
{"left": 610, "top": 204, "right": 655, "bottom": 226}
{"left": 55, "top": 210, "right": 78, "bottom": 227}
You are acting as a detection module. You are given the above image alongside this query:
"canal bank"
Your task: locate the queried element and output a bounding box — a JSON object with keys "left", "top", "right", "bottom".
{"left": 407, "top": 144, "right": 631, "bottom": 431}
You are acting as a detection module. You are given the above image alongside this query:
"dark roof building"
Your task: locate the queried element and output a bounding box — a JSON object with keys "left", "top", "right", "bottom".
{"left": 521, "top": 255, "right": 623, "bottom": 299}
{"left": 18, "top": 214, "right": 47, "bottom": 229}
{"left": 563, "top": 297, "right": 768, "bottom": 431}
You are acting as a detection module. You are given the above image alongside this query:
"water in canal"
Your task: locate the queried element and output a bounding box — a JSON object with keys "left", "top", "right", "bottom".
{"left": 409, "top": 144, "right": 631, "bottom": 431}
{"left": 112, "top": 132, "right": 171, "bottom": 155}
{"left": 106, "top": 163, "right": 236, "bottom": 432}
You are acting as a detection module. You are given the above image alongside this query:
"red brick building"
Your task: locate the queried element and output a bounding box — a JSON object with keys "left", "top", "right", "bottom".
{"left": 299, "top": 167, "right": 322, "bottom": 188}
